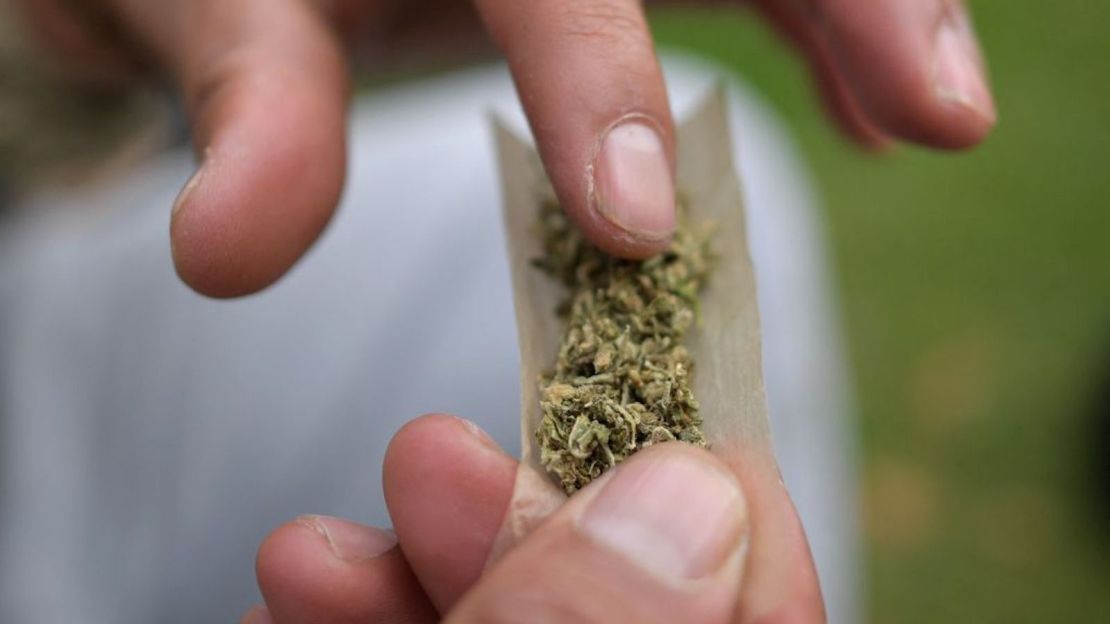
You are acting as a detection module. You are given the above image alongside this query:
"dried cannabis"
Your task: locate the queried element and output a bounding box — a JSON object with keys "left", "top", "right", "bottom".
{"left": 533, "top": 200, "right": 715, "bottom": 494}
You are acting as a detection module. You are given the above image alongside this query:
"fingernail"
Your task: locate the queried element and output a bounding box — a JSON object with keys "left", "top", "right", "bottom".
{"left": 451, "top": 414, "right": 498, "bottom": 449}
{"left": 172, "top": 160, "right": 207, "bottom": 218}
{"left": 579, "top": 451, "right": 747, "bottom": 581}
{"left": 240, "top": 605, "right": 274, "bottom": 624}
{"left": 592, "top": 120, "right": 676, "bottom": 241}
{"left": 296, "top": 515, "right": 397, "bottom": 562}
{"left": 933, "top": 6, "right": 996, "bottom": 123}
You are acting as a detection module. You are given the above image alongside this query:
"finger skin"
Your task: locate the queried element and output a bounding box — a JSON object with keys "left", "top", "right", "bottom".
{"left": 752, "top": 0, "right": 891, "bottom": 150}
{"left": 720, "top": 449, "right": 826, "bottom": 624}
{"left": 255, "top": 517, "right": 437, "bottom": 624}
{"left": 111, "top": 0, "right": 349, "bottom": 297}
{"left": 813, "top": 0, "right": 996, "bottom": 149}
{"left": 445, "top": 444, "right": 749, "bottom": 624}
{"left": 473, "top": 0, "right": 677, "bottom": 259}
{"left": 385, "top": 414, "right": 827, "bottom": 623}
{"left": 382, "top": 414, "right": 519, "bottom": 613}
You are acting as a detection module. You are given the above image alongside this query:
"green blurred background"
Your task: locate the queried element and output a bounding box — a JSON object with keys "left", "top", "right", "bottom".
{"left": 2, "top": 1, "right": 1108, "bottom": 621}
{"left": 652, "top": 1, "right": 1110, "bottom": 621}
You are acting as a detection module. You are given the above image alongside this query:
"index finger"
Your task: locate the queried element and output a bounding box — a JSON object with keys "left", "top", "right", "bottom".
{"left": 474, "top": 0, "right": 678, "bottom": 259}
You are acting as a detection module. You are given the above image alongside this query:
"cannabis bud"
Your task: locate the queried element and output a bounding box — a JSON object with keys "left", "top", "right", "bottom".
{"left": 532, "top": 200, "right": 715, "bottom": 494}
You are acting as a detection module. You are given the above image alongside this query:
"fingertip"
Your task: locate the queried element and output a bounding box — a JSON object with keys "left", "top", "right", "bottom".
{"left": 818, "top": 0, "right": 996, "bottom": 151}
{"left": 838, "top": 53, "right": 996, "bottom": 152}
{"left": 383, "top": 413, "right": 518, "bottom": 611}
{"left": 928, "top": 88, "right": 997, "bottom": 149}
{"left": 878, "top": 76, "right": 995, "bottom": 151}
{"left": 169, "top": 96, "right": 346, "bottom": 298}
{"left": 383, "top": 413, "right": 504, "bottom": 481}
{"left": 255, "top": 520, "right": 372, "bottom": 603}
{"left": 930, "top": 3, "right": 997, "bottom": 146}
{"left": 383, "top": 411, "right": 516, "bottom": 519}
{"left": 165, "top": 0, "right": 349, "bottom": 298}
{"left": 255, "top": 517, "right": 434, "bottom": 624}
{"left": 255, "top": 520, "right": 345, "bottom": 618}
{"left": 866, "top": 82, "right": 995, "bottom": 151}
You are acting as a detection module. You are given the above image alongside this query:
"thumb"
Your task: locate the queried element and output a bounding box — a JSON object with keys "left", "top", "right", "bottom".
{"left": 446, "top": 444, "right": 750, "bottom": 623}
{"left": 111, "top": 0, "right": 348, "bottom": 297}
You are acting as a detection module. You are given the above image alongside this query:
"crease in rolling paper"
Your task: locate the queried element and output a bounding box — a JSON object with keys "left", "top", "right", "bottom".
{"left": 488, "top": 88, "right": 779, "bottom": 567}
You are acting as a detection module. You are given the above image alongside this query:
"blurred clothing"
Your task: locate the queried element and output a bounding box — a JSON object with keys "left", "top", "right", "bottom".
{"left": 0, "top": 56, "right": 859, "bottom": 623}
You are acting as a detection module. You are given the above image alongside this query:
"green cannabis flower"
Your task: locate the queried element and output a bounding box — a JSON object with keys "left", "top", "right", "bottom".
{"left": 533, "top": 200, "right": 715, "bottom": 494}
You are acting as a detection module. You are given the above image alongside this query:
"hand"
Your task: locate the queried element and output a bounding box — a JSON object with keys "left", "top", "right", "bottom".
{"left": 241, "top": 414, "right": 823, "bottom": 623}
{"left": 18, "top": 0, "right": 995, "bottom": 298}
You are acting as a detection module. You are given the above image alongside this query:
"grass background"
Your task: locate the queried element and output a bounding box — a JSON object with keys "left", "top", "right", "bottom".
{"left": 650, "top": 2, "right": 1110, "bottom": 621}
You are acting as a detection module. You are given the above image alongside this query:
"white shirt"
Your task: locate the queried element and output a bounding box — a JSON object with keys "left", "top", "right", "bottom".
{"left": 0, "top": 55, "right": 860, "bottom": 623}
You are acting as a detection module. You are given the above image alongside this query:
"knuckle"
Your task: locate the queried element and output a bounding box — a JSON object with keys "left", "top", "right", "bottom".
{"left": 557, "top": 0, "right": 651, "bottom": 51}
